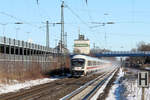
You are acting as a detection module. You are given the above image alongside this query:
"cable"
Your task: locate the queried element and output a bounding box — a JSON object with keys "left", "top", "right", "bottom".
{"left": 36, "top": 0, "right": 39, "bottom": 5}
{"left": 0, "top": 11, "right": 41, "bottom": 29}
{"left": 35, "top": 0, "right": 51, "bottom": 20}
{"left": 131, "top": 0, "right": 135, "bottom": 22}
{"left": 65, "top": 4, "right": 90, "bottom": 29}
{"left": 85, "top": 2, "right": 93, "bottom": 23}
{"left": 85, "top": 0, "right": 88, "bottom": 5}
{"left": 106, "top": 32, "right": 150, "bottom": 38}
{"left": 0, "top": 12, "right": 22, "bottom": 21}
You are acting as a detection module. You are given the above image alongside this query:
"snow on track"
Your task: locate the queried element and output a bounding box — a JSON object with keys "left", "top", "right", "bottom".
{"left": 106, "top": 67, "right": 125, "bottom": 100}
{"left": 106, "top": 67, "right": 150, "bottom": 100}
{"left": 91, "top": 68, "right": 119, "bottom": 100}
{"left": 0, "top": 76, "right": 66, "bottom": 95}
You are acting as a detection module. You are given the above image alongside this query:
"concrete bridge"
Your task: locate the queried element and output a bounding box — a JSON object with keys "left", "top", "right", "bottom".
{"left": 0, "top": 36, "right": 58, "bottom": 55}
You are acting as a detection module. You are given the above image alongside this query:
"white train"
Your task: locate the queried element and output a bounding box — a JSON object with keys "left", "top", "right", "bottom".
{"left": 70, "top": 55, "right": 111, "bottom": 76}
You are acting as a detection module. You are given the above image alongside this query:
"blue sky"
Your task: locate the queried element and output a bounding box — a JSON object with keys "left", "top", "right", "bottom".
{"left": 0, "top": 0, "right": 150, "bottom": 51}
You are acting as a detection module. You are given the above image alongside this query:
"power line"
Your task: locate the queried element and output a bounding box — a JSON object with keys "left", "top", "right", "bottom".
{"left": 85, "top": 0, "right": 88, "bottom": 5}
{"left": 36, "top": 0, "right": 39, "bottom": 5}
{"left": 105, "top": 32, "right": 150, "bottom": 37}
{"left": 0, "top": 11, "right": 43, "bottom": 29}
{"left": 0, "top": 12, "right": 22, "bottom": 21}
{"left": 85, "top": 3, "right": 93, "bottom": 23}
{"left": 131, "top": 0, "right": 135, "bottom": 22}
{"left": 35, "top": 0, "right": 51, "bottom": 21}
{"left": 65, "top": 4, "right": 90, "bottom": 29}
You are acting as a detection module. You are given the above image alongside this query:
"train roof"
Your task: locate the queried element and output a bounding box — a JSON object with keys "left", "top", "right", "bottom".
{"left": 72, "top": 55, "right": 109, "bottom": 63}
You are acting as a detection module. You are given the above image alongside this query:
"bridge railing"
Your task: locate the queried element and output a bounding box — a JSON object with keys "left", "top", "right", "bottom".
{"left": 94, "top": 51, "right": 150, "bottom": 57}
{"left": 102, "top": 51, "right": 150, "bottom": 54}
{"left": 0, "top": 36, "right": 59, "bottom": 53}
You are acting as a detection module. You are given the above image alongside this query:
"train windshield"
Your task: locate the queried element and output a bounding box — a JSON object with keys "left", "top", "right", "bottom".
{"left": 71, "top": 59, "right": 85, "bottom": 67}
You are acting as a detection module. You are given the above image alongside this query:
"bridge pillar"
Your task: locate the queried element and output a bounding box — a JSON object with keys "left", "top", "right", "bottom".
{"left": 22, "top": 41, "right": 24, "bottom": 61}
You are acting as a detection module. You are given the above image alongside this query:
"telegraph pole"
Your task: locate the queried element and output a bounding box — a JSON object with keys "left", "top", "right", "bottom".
{"left": 64, "top": 32, "right": 67, "bottom": 48}
{"left": 61, "top": 1, "right": 65, "bottom": 50}
{"left": 46, "top": 21, "right": 49, "bottom": 48}
{"left": 60, "top": 1, "right": 65, "bottom": 75}
{"left": 45, "top": 21, "right": 49, "bottom": 71}
{"left": 63, "top": 32, "right": 67, "bottom": 74}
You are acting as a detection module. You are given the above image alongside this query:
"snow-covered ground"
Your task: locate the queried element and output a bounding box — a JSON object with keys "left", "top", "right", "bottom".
{"left": 124, "top": 79, "right": 150, "bottom": 100}
{"left": 106, "top": 67, "right": 125, "bottom": 100}
{"left": 106, "top": 67, "right": 150, "bottom": 100}
{"left": 0, "top": 75, "right": 69, "bottom": 95}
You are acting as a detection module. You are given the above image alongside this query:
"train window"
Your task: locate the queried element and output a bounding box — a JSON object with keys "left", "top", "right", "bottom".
{"left": 91, "top": 61, "right": 93, "bottom": 66}
{"left": 88, "top": 61, "right": 92, "bottom": 66}
{"left": 88, "top": 61, "right": 90, "bottom": 66}
{"left": 71, "top": 59, "right": 85, "bottom": 67}
{"left": 99, "top": 62, "right": 101, "bottom": 65}
{"left": 94, "top": 61, "right": 96, "bottom": 65}
{"left": 92, "top": 61, "right": 94, "bottom": 65}
{"left": 97, "top": 62, "right": 99, "bottom": 65}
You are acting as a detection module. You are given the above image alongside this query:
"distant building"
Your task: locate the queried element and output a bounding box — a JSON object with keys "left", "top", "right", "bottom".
{"left": 74, "top": 34, "right": 90, "bottom": 54}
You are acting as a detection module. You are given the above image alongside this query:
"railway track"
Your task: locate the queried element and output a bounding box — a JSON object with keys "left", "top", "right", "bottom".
{"left": 60, "top": 67, "right": 119, "bottom": 100}
{"left": 0, "top": 77, "right": 71, "bottom": 100}
{"left": 0, "top": 72, "right": 105, "bottom": 100}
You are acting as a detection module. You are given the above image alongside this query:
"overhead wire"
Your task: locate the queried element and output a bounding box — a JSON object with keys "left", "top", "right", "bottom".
{"left": 131, "top": 0, "right": 135, "bottom": 23}
{"left": 104, "top": 32, "right": 150, "bottom": 38}
{"left": 64, "top": 1, "right": 100, "bottom": 46}
{"left": 65, "top": 3, "right": 101, "bottom": 47}
{"left": 85, "top": 1, "right": 93, "bottom": 24}
{"left": 85, "top": 0, "right": 88, "bottom": 5}
{"left": 65, "top": 4, "right": 90, "bottom": 29}
{"left": 0, "top": 12, "right": 22, "bottom": 21}
{"left": 0, "top": 11, "right": 44, "bottom": 29}
{"left": 35, "top": 0, "right": 51, "bottom": 21}
{"left": 0, "top": 11, "right": 47, "bottom": 40}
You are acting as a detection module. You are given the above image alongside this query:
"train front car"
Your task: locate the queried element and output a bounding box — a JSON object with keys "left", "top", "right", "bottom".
{"left": 71, "top": 55, "right": 86, "bottom": 76}
{"left": 70, "top": 55, "right": 112, "bottom": 77}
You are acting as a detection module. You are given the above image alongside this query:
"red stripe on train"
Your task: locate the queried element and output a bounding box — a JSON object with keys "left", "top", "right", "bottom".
{"left": 87, "top": 66, "right": 101, "bottom": 69}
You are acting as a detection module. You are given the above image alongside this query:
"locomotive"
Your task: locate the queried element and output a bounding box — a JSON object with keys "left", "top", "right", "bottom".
{"left": 70, "top": 55, "right": 111, "bottom": 76}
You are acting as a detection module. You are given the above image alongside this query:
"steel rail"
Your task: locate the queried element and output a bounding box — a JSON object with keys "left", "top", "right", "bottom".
{"left": 60, "top": 72, "right": 108, "bottom": 100}
{"left": 83, "top": 68, "right": 118, "bottom": 100}
{"left": 60, "top": 67, "right": 119, "bottom": 100}
{"left": 0, "top": 78, "right": 70, "bottom": 100}
{"left": 0, "top": 73, "right": 102, "bottom": 100}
